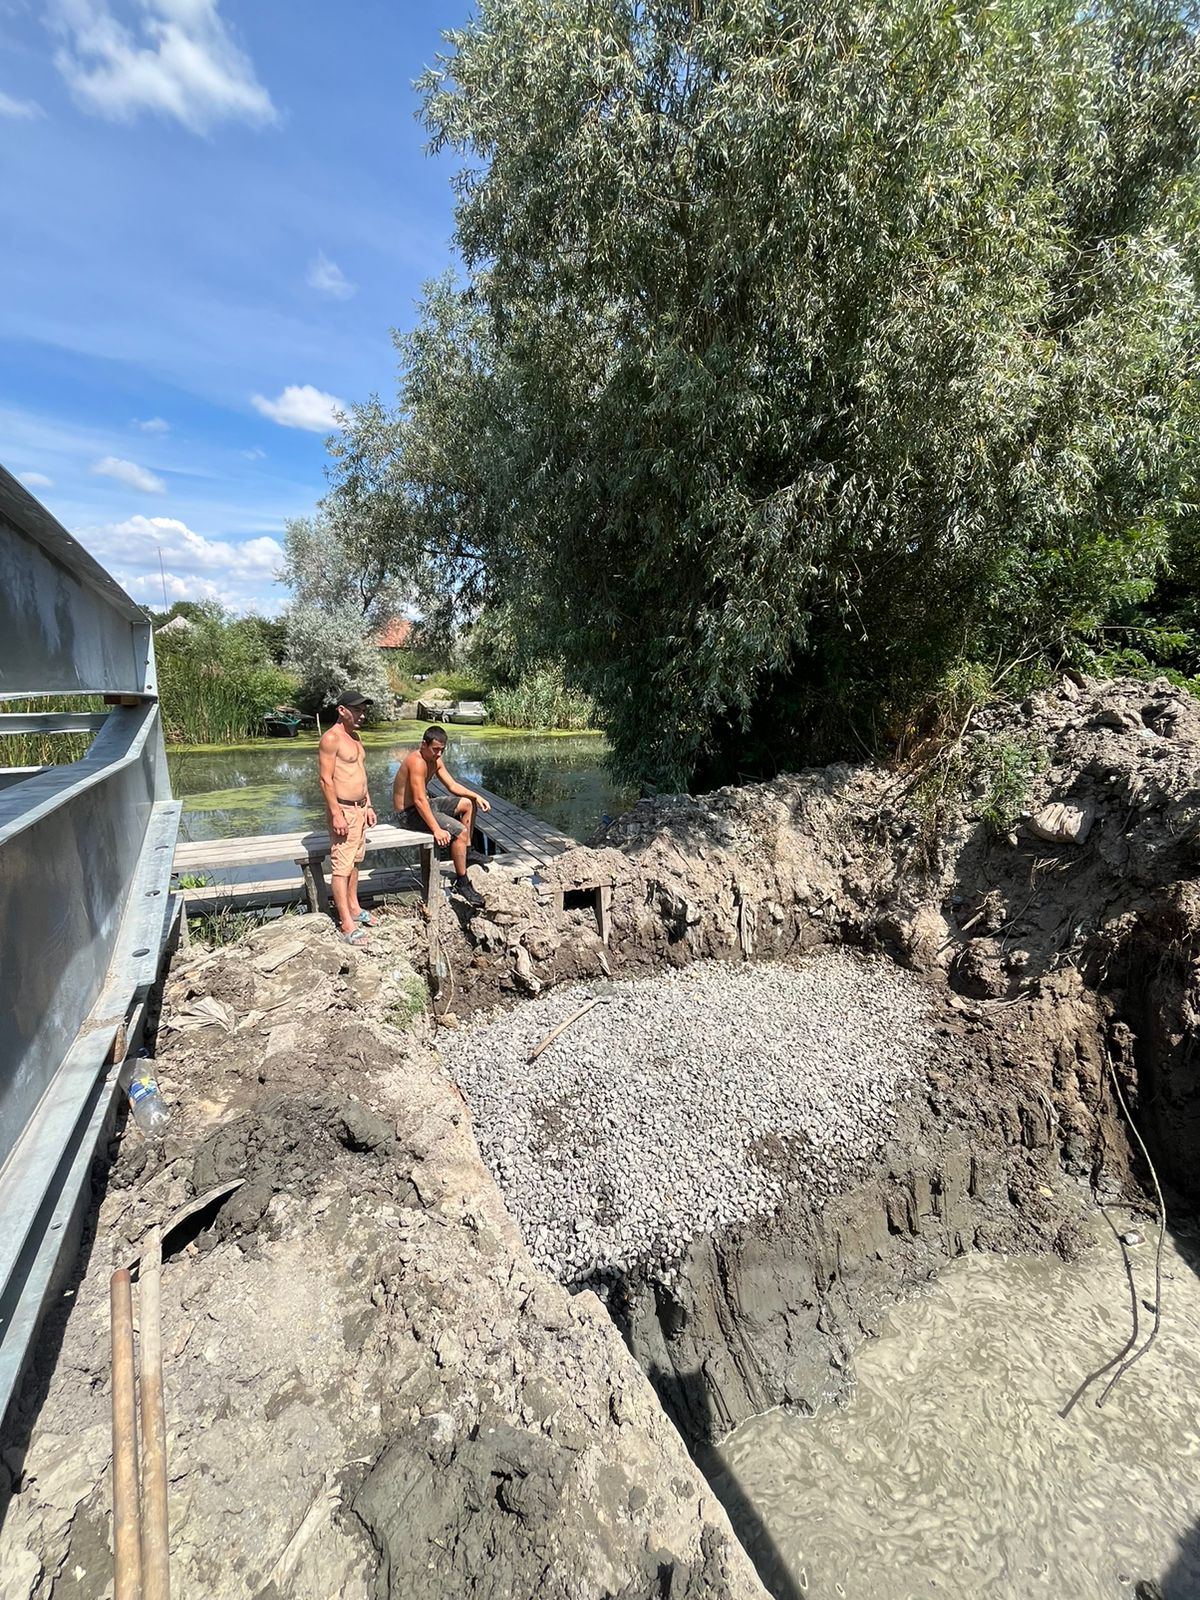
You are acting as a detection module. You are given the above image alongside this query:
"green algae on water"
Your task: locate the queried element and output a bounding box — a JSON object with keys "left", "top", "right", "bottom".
{"left": 181, "top": 783, "right": 291, "bottom": 813}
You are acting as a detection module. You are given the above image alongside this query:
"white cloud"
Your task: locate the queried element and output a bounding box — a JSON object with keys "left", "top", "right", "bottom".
{"left": 19, "top": 471, "right": 54, "bottom": 489}
{"left": 135, "top": 415, "right": 170, "bottom": 433}
{"left": 77, "top": 513, "right": 285, "bottom": 612}
{"left": 0, "top": 90, "right": 44, "bottom": 119}
{"left": 306, "top": 251, "right": 356, "bottom": 300}
{"left": 240, "top": 446, "right": 265, "bottom": 460}
{"left": 251, "top": 384, "right": 346, "bottom": 433}
{"left": 48, "top": 0, "right": 277, "bottom": 135}
{"left": 92, "top": 455, "right": 167, "bottom": 493}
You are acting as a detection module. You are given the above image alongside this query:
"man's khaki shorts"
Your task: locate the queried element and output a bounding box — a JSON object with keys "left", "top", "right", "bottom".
{"left": 330, "top": 804, "right": 368, "bottom": 877}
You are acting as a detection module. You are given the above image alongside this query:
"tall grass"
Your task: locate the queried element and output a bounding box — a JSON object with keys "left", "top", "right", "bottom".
{"left": 0, "top": 695, "right": 105, "bottom": 769}
{"left": 488, "top": 666, "right": 596, "bottom": 731}
{"left": 157, "top": 613, "right": 297, "bottom": 743}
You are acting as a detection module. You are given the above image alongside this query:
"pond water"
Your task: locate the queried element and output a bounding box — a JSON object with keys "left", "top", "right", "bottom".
{"left": 708, "top": 1224, "right": 1200, "bottom": 1600}
{"left": 168, "top": 723, "right": 633, "bottom": 846}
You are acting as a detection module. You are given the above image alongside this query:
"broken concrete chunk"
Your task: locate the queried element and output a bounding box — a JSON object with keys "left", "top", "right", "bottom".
{"left": 1090, "top": 706, "right": 1142, "bottom": 732}
{"left": 1022, "top": 801, "right": 1096, "bottom": 846}
{"left": 512, "top": 944, "right": 543, "bottom": 995}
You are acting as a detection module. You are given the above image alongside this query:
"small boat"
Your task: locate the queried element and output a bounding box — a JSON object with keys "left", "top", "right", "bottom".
{"left": 263, "top": 710, "right": 303, "bottom": 737}
{"left": 450, "top": 701, "right": 488, "bottom": 725}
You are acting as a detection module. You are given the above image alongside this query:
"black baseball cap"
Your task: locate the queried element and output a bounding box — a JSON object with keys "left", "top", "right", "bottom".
{"left": 337, "top": 689, "right": 373, "bottom": 709}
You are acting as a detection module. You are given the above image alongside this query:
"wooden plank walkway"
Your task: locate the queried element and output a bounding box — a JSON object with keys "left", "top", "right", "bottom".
{"left": 433, "top": 777, "right": 575, "bottom": 869}
{"left": 172, "top": 777, "right": 577, "bottom": 912}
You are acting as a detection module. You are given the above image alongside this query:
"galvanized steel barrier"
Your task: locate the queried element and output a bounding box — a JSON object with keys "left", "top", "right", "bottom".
{"left": 0, "top": 464, "right": 180, "bottom": 1424}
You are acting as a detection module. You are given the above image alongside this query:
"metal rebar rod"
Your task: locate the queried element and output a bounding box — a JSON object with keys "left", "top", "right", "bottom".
{"left": 110, "top": 1268, "right": 142, "bottom": 1600}
{"left": 139, "top": 1227, "right": 170, "bottom": 1600}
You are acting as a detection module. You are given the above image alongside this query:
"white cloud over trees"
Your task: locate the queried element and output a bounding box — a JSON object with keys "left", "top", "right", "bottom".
{"left": 77, "top": 513, "right": 285, "bottom": 612}
{"left": 251, "top": 384, "right": 346, "bottom": 433}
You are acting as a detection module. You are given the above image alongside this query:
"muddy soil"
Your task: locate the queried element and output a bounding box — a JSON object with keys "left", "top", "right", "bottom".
{"left": 2, "top": 673, "right": 1196, "bottom": 1596}
{"left": 0, "top": 916, "right": 767, "bottom": 1600}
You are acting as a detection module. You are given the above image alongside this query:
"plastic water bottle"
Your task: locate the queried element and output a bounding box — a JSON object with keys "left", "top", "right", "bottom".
{"left": 126, "top": 1052, "right": 170, "bottom": 1136}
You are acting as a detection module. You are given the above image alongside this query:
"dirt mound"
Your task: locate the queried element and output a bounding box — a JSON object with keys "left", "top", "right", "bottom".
{"left": 0, "top": 915, "right": 767, "bottom": 1600}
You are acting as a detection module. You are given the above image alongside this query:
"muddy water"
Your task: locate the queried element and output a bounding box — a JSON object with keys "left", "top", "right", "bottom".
{"left": 710, "top": 1226, "right": 1200, "bottom": 1600}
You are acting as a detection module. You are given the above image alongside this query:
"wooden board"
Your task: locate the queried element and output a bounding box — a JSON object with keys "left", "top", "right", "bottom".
{"left": 174, "top": 780, "right": 577, "bottom": 888}
{"left": 181, "top": 864, "right": 422, "bottom": 912}
{"left": 174, "top": 823, "right": 429, "bottom": 874}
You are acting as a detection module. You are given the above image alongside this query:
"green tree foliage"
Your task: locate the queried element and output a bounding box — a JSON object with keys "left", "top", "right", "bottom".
{"left": 283, "top": 603, "right": 391, "bottom": 713}
{"left": 315, "top": 282, "right": 511, "bottom": 647}
{"left": 282, "top": 504, "right": 409, "bottom": 628}
{"left": 406, "top": 0, "right": 1200, "bottom": 787}
{"left": 281, "top": 498, "right": 404, "bottom": 709}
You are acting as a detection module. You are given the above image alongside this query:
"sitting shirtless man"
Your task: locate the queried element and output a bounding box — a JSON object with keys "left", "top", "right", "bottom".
{"left": 317, "top": 689, "right": 378, "bottom": 944}
{"left": 393, "top": 725, "right": 489, "bottom": 907}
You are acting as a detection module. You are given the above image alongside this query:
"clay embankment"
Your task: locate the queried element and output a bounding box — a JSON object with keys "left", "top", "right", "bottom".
{"left": 2, "top": 674, "right": 1197, "bottom": 1595}
{"left": 0, "top": 921, "right": 769, "bottom": 1600}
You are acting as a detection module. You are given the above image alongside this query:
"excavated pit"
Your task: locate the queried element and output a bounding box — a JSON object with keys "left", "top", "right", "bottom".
{"left": 3, "top": 674, "right": 1199, "bottom": 1598}
{"left": 439, "top": 950, "right": 1116, "bottom": 1449}
{"left": 430, "top": 674, "right": 1200, "bottom": 1452}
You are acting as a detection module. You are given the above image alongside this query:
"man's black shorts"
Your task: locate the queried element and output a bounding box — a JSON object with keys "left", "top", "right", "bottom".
{"left": 395, "top": 795, "right": 467, "bottom": 840}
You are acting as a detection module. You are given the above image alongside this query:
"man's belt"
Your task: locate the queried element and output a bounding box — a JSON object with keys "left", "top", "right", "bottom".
{"left": 336, "top": 797, "right": 370, "bottom": 807}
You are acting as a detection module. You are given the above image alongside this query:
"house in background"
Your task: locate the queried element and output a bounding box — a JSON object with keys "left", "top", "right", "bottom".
{"left": 374, "top": 616, "right": 413, "bottom": 652}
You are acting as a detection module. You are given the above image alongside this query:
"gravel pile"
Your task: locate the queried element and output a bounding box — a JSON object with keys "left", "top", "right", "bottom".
{"left": 439, "top": 950, "right": 935, "bottom": 1285}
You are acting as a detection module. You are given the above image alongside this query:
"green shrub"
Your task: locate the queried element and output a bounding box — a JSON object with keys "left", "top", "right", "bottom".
{"left": 975, "top": 736, "right": 1049, "bottom": 837}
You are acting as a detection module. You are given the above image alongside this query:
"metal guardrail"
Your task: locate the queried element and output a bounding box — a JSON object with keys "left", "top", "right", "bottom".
{"left": 0, "top": 464, "right": 180, "bottom": 1425}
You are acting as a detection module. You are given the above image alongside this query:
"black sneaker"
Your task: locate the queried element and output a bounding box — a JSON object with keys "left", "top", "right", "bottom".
{"left": 453, "top": 876, "right": 485, "bottom": 909}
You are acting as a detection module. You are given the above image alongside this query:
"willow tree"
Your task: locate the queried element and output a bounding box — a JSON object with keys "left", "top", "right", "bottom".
{"left": 413, "top": 0, "right": 1200, "bottom": 786}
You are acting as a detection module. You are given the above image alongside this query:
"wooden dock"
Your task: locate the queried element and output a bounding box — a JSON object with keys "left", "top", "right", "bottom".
{"left": 442, "top": 778, "right": 575, "bottom": 870}
{"left": 173, "top": 777, "right": 577, "bottom": 913}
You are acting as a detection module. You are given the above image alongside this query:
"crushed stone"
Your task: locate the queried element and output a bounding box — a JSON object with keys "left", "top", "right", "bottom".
{"left": 440, "top": 948, "right": 935, "bottom": 1285}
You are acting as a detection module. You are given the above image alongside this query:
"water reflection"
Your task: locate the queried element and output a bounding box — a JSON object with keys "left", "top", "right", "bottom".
{"left": 168, "top": 726, "right": 634, "bottom": 844}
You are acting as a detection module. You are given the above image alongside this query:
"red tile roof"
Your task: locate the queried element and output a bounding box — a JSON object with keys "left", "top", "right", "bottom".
{"left": 374, "top": 616, "right": 413, "bottom": 649}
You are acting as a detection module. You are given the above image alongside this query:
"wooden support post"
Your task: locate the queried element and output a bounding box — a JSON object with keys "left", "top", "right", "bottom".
{"left": 298, "top": 855, "right": 331, "bottom": 914}
{"left": 596, "top": 885, "right": 612, "bottom": 946}
{"left": 110, "top": 1269, "right": 142, "bottom": 1600}
{"left": 139, "top": 1226, "right": 170, "bottom": 1600}
{"left": 419, "top": 843, "right": 435, "bottom": 909}
{"left": 297, "top": 859, "right": 319, "bottom": 914}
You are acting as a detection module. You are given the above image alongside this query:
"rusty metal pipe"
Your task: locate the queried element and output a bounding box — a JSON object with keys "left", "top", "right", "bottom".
{"left": 139, "top": 1227, "right": 170, "bottom": 1600}
{"left": 110, "top": 1267, "right": 142, "bottom": 1600}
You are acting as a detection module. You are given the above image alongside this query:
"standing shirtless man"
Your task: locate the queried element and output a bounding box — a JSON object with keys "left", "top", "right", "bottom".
{"left": 392, "top": 725, "right": 489, "bottom": 907}
{"left": 317, "top": 689, "right": 378, "bottom": 944}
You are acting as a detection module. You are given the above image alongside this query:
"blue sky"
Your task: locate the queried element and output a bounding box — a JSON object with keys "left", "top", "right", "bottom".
{"left": 1, "top": 0, "right": 472, "bottom": 613}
